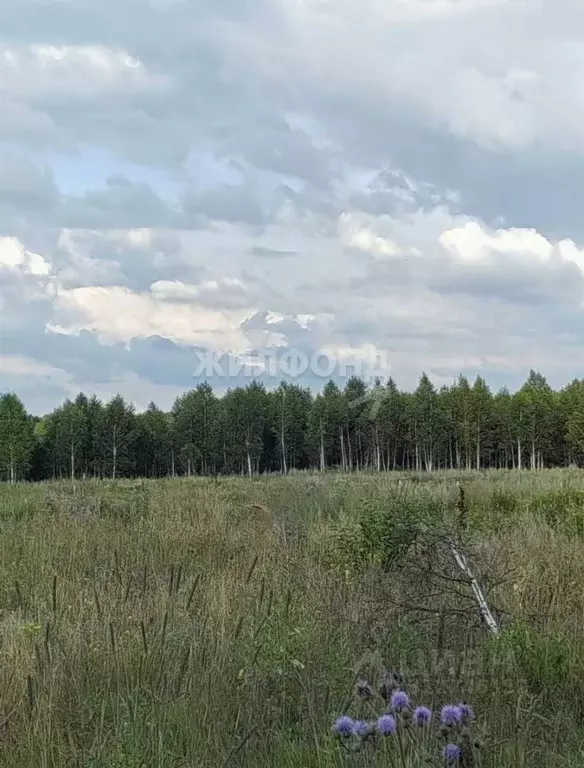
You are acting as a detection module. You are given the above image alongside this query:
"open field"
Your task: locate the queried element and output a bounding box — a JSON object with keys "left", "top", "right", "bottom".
{"left": 0, "top": 470, "right": 583, "bottom": 767}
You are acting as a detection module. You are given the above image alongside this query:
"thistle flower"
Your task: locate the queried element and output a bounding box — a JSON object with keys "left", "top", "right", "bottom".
{"left": 379, "top": 671, "right": 404, "bottom": 703}
{"left": 458, "top": 702, "right": 475, "bottom": 721}
{"left": 352, "top": 720, "right": 372, "bottom": 738}
{"left": 443, "top": 743, "right": 462, "bottom": 763}
{"left": 356, "top": 678, "right": 374, "bottom": 699}
{"left": 441, "top": 705, "right": 463, "bottom": 727}
{"left": 377, "top": 714, "right": 397, "bottom": 736}
{"left": 390, "top": 690, "right": 410, "bottom": 712}
{"left": 413, "top": 705, "right": 432, "bottom": 726}
{"left": 333, "top": 715, "right": 354, "bottom": 737}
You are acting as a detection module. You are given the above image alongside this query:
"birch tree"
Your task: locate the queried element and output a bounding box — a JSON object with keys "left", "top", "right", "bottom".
{"left": 103, "top": 395, "right": 136, "bottom": 479}
{"left": 0, "top": 394, "right": 34, "bottom": 483}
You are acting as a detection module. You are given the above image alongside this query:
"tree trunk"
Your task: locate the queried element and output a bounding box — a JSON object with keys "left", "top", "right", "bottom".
{"left": 476, "top": 427, "right": 481, "bottom": 470}
{"left": 517, "top": 439, "right": 522, "bottom": 470}
{"left": 346, "top": 427, "right": 353, "bottom": 471}
{"left": 246, "top": 443, "right": 252, "bottom": 478}
{"left": 280, "top": 425, "right": 287, "bottom": 475}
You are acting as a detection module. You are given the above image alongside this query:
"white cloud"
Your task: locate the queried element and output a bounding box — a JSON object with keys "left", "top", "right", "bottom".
{"left": 150, "top": 277, "right": 249, "bottom": 306}
{"left": 439, "top": 222, "right": 553, "bottom": 263}
{"left": 49, "top": 285, "right": 254, "bottom": 350}
{"left": 558, "top": 239, "right": 584, "bottom": 275}
{"left": 341, "top": 221, "right": 402, "bottom": 259}
{"left": 225, "top": 0, "right": 584, "bottom": 156}
{"left": 0, "top": 236, "right": 52, "bottom": 276}
{"left": 0, "top": 44, "right": 164, "bottom": 97}
{"left": 439, "top": 221, "right": 584, "bottom": 278}
{"left": 1, "top": 0, "right": 584, "bottom": 408}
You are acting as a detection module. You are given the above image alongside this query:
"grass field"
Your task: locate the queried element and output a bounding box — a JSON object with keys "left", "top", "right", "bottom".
{"left": 0, "top": 470, "right": 583, "bottom": 767}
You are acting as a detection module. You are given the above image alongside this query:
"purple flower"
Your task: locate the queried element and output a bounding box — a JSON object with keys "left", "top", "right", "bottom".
{"left": 443, "top": 743, "right": 462, "bottom": 763}
{"left": 458, "top": 703, "right": 475, "bottom": 721}
{"left": 377, "top": 714, "right": 397, "bottom": 736}
{"left": 352, "top": 720, "right": 371, "bottom": 738}
{"left": 390, "top": 690, "right": 410, "bottom": 711}
{"left": 333, "top": 715, "right": 354, "bottom": 737}
{"left": 441, "top": 705, "right": 463, "bottom": 726}
{"left": 413, "top": 706, "right": 432, "bottom": 726}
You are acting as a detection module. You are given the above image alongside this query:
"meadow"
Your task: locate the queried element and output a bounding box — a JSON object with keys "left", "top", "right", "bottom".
{"left": 0, "top": 470, "right": 582, "bottom": 767}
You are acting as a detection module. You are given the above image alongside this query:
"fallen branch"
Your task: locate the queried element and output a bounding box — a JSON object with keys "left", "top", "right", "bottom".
{"left": 448, "top": 539, "right": 501, "bottom": 636}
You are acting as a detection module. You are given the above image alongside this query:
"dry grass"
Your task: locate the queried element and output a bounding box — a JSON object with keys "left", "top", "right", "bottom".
{"left": 0, "top": 471, "right": 581, "bottom": 766}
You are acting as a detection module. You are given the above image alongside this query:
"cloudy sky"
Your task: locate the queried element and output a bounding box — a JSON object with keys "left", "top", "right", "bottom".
{"left": 1, "top": 0, "right": 583, "bottom": 413}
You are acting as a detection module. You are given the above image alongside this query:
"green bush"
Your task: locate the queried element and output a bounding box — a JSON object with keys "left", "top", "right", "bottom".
{"left": 531, "top": 489, "right": 584, "bottom": 537}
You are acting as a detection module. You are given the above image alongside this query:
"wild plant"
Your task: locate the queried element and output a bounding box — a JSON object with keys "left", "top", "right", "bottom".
{"left": 333, "top": 672, "right": 483, "bottom": 767}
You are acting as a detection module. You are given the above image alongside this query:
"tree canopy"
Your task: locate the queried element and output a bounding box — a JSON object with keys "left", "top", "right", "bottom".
{"left": 2, "top": 371, "right": 584, "bottom": 482}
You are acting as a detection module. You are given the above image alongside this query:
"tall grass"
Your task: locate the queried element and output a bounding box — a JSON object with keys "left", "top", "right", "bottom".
{"left": 0, "top": 471, "right": 582, "bottom": 766}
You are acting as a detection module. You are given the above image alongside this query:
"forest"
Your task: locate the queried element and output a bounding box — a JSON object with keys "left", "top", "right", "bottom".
{"left": 1, "top": 370, "right": 584, "bottom": 482}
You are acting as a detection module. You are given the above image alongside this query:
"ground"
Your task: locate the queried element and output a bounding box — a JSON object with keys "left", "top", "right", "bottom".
{"left": 0, "top": 470, "right": 582, "bottom": 767}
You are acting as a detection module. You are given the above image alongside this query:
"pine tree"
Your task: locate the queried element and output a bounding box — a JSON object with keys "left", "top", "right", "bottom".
{"left": 343, "top": 377, "right": 368, "bottom": 470}
{"left": 515, "top": 371, "right": 556, "bottom": 470}
{"left": 411, "top": 374, "right": 439, "bottom": 472}
{"left": 60, "top": 398, "right": 87, "bottom": 479}
{"left": 270, "top": 382, "right": 312, "bottom": 473}
{"left": 471, "top": 376, "right": 493, "bottom": 470}
{"left": 172, "top": 384, "right": 220, "bottom": 476}
{"left": 0, "top": 393, "right": 34, "bottom": 482}
{"left": 135, "top": 402, "right": 173, "bottom": 477}
{"left": 563, "top": 379, "right": 584, "bottom": 465}
{"left": 4, "top": 369, "right": 584, "bottom": 480}
{"left": 308, "top": 381, "right": 345, "bottom": 470}
{"left": 103, "top": 396, "right": 136, "bottom": 479}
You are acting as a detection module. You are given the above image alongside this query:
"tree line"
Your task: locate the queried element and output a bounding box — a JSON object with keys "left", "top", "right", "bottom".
{"left": 1, "top": 371, "right": 584, "bottom": 482}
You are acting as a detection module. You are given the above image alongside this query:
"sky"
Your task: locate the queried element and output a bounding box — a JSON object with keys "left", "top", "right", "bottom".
{"left": 1, "top": 0, "right": 584, "bottom": 413}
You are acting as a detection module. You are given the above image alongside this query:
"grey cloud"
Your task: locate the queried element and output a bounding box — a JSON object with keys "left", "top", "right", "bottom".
{"left": 61, "top": 176, "right": 179, "bottom": 230}
{"left": 2, "top": 0, "right": 584, "bottom": 409}
{"left": 53, "top": 227, "right": 189, "bottom": 291}
{"left": 182, "top": 183, "right": 266, "bottom": 228}
{"left": 0, "top": 372, "right": 72, "bottom": 416}
{"left": 0, "top": 150, "right": 58, "bottom": 212}
{"left": 150, "top": 277, "right": 255, "bottom": 310}
{"left": 431, "top": 257, "right": 584, "bottom": 307}
{"left": 251, "top": 246, "right": 297, "bottom": 258}
{"left": 0, "top": 151, "right": 62, "bottom": 246}
{"left": 0, "top": 325, "right": 198, "bottom": 389}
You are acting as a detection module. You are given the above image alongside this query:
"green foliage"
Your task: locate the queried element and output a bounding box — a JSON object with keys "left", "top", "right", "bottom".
{"left": 2, "top": 369, "right": 584, "bottom": 481}
{"left": 530, "top": 488, "right": 584, "bottom": 537}
{"left": 491, "top": 489, "right": 521, "bottom": 516}
{"left": 0, "top": 393, "right": 34, "bottom": 482}
{"left": 358, "top": 504, "right": 423, "bottom": 570}
{"left": 82, "top": 749, "right": 141, "bottom": 768}
{"left": 0, "top": 472, "right": 581, "bottom": 766}
{"left": 325, "top": 495, "right": 442, "bottom": 572}
{"left": 500, "top": 620, "right": 584, "bottom": 714}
